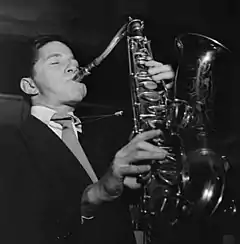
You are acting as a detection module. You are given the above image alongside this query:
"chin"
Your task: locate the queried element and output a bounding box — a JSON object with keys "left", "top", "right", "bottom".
{"left": 66, "top": 96, "right": 85, "bottom": 108}
{"left": 65, "top": 83, "right": 87, "bottom": 106}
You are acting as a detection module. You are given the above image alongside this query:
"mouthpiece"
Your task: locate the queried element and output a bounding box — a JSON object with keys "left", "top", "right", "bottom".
{"left": 127, "top": 18, "right": 144, "bottom": 37}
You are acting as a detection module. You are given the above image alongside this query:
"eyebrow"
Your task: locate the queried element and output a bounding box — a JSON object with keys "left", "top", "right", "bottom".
{"left": 46, "top": 53, "right": 62, "bottom": 60}
{"left": 45, "top": 53, "right": 75, "bottom": 61}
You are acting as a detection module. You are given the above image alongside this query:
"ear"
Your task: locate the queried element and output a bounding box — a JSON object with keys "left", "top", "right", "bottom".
{"left": 20, "top": 77, "right": 39, "bottom": 95}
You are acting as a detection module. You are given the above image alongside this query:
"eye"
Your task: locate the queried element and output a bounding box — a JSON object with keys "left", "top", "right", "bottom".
{"left": 50, "top": 61, "right": 60, "bottom": 65}
{"left": 48, "top": 58, "right": 61, "bottom": 65}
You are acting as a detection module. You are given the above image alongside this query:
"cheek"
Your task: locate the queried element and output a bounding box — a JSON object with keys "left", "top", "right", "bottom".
{"left": 45, "top": 71, "right": 62, "bottom": 85}
{"left": 79, "top": 84, "right": 87, "bottom": 97}
{"left": 34, "top": 71, "right": 59, "bottom": 93}
{"left": 71, "top": 83, "right": 87, "bottom": 98}
{"left": 63, "top": 83, "right": 87, "bottom": 101}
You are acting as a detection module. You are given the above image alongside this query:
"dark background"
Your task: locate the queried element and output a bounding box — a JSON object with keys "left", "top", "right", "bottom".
{"left": 0, "top": 1, "right": 239, "bottom": 242}
{"left": 0, "top": 0, "right": 239, "bottom": 196}
{"left": 0, "top": 0, "right": 239, "bottom": 109}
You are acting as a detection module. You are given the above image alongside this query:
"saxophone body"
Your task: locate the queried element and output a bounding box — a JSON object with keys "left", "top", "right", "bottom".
{"left": 126, "top": 19, "right": 186, "bottom": 243}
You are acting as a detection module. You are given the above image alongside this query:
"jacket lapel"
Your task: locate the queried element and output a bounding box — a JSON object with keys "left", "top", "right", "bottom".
{"left": 78, "top": 124, "right": 110, "bottom": 178}
{"left": 20, "top": 115, "right": 92, "bottom": 188}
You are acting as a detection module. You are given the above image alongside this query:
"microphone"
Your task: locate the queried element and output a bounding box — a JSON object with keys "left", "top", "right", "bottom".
{"left": 114, "top": 111, "right": 124, "bottom": 116}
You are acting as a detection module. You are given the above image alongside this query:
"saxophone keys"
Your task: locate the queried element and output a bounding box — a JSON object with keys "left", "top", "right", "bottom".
{"left": 140, "top": 113, "right": 156, "bottom": 119}
{"left": 138, "top": 91, "right": 163, "bottom": 102}
{"left": 135, "top": 56, "right": 147, "bottom": 67}
{"left": 139, "top": 81, "right": 158, "bottom": 90}
{"left": 135, "top": 71, "right": 151, "bottom": 80}
{"left": 153, "top": 137, "right": 164, "bottom": 144}
{"left": 166, "top": 154, "right": 177, "bottom": 161}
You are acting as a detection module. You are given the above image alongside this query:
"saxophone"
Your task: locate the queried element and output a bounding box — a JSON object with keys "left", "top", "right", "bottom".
{"left": 126, "top": 20, "right": 237, "bottom": 244}
{"left": 77, "top": 18, "right": 237, "bottom": 243}
{"left": 126, "top": 18, "right": 186, "bottom": 244}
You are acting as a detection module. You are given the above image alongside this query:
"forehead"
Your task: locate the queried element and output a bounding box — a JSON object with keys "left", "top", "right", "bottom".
{"left": 38, "top": 41, "right": 73, "bottom": 59}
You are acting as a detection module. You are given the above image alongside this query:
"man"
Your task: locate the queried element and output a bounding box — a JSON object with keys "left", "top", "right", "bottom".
{"left": 0, "top": 35, "right": 174, "bottom": 244}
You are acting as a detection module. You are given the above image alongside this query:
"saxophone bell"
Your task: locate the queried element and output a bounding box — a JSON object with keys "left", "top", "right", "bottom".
{"left": 173, "top": 33, "right": 236, "bottom": 226}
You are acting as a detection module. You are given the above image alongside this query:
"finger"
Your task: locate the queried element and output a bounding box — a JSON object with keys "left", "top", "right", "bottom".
{"left": 116, "top": 130, "right": 164, "bottom": 158}
{"left": 120, "top": 164, "right": 151, "bottom": 176}
{"left": 117, "top": 150, "right": 167, "bottom": 168}
{"left": 148, "top": 64, "right": 173, "bottom": 75}
{"left": 124, "top": 176, "right": 142, "bottom": 189}
{"left": 135, "top": 140, "right": 167, "bottom": 153}
{"left": 129, "top": 150, "right": 168, "bottom": 161}
{"left": 152, "top": 71, "right": 174, "bottom": 82}
{"left": 164, "top": 81, "right": 174, "bottom": 89}
{"left": 144, "top": 60, "right": 163, "bottom": 67}
{"left": 131, "top": 129, "right": 163, "bottom": 143}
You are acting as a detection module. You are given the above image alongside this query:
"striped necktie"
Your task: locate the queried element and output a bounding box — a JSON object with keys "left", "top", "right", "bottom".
{"left": 51, "top": 113, "right": 98, "bottom": 183}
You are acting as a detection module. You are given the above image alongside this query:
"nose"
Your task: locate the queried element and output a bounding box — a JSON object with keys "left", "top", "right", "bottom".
{"left": 66, "top": 59, "right": 79, "bottom": 74}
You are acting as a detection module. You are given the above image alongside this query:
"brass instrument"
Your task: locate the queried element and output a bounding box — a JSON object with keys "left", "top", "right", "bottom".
{"left": 173, "top": 33, "right": 231, "bottom": 216}
{"left": 173, "top": 33, "right": 237, "bottom": 220}
{"left": 78, "top": 18, "right": 237, "bottom": 244}
{"left": 126, "top": 18, "right": 185, "bottom": 244}
{"left": 126, "top": 23, "right": 237, "bottom": 243}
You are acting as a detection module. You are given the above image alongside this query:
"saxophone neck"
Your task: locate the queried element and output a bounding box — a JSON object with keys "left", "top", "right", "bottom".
{"left": 78, "top": 19, "right": 130, "bottom": 80}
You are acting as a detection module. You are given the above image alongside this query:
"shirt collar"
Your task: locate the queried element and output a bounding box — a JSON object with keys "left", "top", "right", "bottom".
{"left": 31, "top": 105, "right": 82, "bottom": 133}
{"left": 31, "top": 105, "right": 58, "bottom": 125}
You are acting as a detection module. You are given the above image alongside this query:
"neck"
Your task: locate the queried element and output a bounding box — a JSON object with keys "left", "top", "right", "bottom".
{"left": 32, "top": 100, "right": 75, "bottom": 114}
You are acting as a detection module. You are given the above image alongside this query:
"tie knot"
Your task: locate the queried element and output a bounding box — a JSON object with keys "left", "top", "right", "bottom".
{"left": 51, "top": 112, "right": 82, "bottom": 132}
{"left": 51, "top": 113, "right": 73, "bottom": 128}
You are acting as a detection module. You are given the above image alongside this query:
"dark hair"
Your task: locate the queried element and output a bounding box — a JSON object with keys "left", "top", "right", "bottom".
{"left": 25, "top": 34, "right": 71, "bottom": 78}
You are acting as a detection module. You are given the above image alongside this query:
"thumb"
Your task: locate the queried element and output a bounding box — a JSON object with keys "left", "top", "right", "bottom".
{"left": 124, "top": 176, "right": 142, "bottom": 189}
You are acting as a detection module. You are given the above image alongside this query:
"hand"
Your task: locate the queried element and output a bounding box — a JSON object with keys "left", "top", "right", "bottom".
{"left": 81, "top": 129, "right": 168, "bottom": 212}
{"left": 112, "top": 129, "right": 168, "bottom": 185}
{"left": 81, "top": 130, "right": 168, "bottom": 216}
{"left": 123, "top": 173, "right": 151, "bottom": 189}
{"left": 145, "top": 59, "right": 174, "bottom": 89}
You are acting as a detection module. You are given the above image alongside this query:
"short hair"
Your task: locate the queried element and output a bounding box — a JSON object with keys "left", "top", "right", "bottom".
{"left": 25, "top": 34, "right": 71, "bottom": 78}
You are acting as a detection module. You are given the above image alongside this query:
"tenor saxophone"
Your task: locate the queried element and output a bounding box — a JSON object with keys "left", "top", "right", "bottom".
{"left": 77, "top": 18, "right": 237, "bottom": 244}
{"left": 126, "top": 18, "right": 185, "bottom": 244}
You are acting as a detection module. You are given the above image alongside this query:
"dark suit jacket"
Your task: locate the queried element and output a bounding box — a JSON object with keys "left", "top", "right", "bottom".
{"left": 0, "top": 114, "right": 136, "bottom": 244}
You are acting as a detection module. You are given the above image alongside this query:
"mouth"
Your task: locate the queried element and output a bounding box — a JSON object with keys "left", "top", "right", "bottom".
{"left": 72, "top": 72, "right": 83, "bottom": 83}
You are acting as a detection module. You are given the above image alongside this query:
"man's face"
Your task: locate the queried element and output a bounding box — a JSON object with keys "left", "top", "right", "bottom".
{"left": 33, "top": 41, "right": 87, "bottom": 106}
